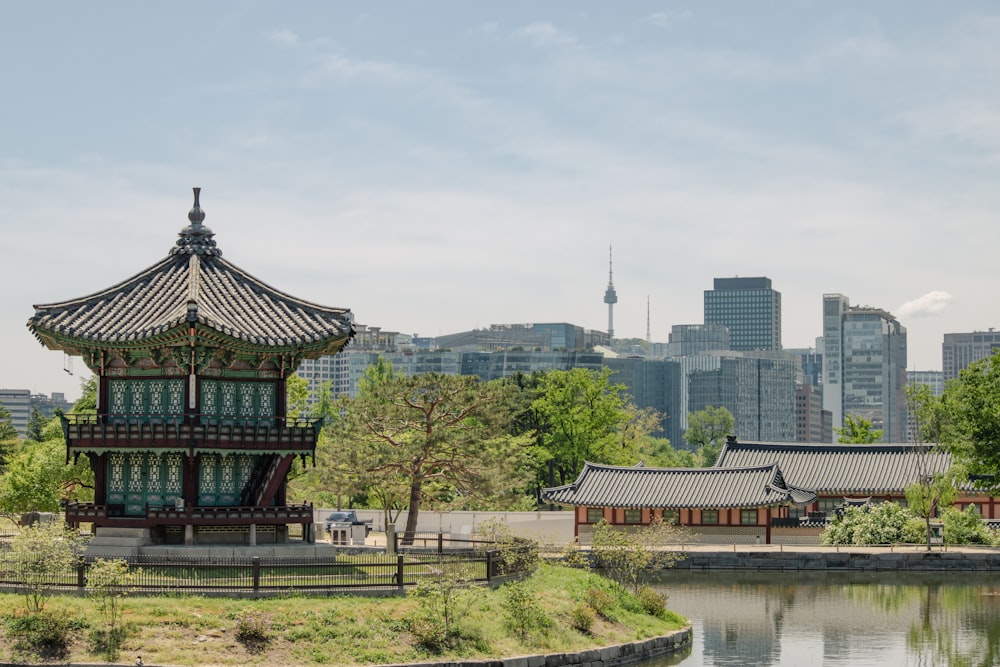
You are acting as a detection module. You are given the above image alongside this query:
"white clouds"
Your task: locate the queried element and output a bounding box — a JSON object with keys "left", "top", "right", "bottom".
{"left": 897, "top": 292, "right": 953, "bottom": 320}
{"left": 513, "top": 22, "right": 576, "bottom": 48}
{"left": 643, "top": 11, "right": 692, "bottom": 29}
{"left": 267, "top": 29, "right": 299, "bottom": 47}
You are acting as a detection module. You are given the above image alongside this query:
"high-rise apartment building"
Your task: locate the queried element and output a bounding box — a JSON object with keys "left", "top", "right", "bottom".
{"left": 704, "top": 277, "right": 781, "bottom": 351}
{"left": 822, "top": 294, "right": 908, "bottom": 442}
{"left": 665, "top": 324, "right": 730, "bottom": 358}
{"left": 687, "top": 356, "right": 797, "bottom": 442}
{"left": 942, "top": 330, "right": 1000, "bottom": 381}
{"left": 0, "top": 388, "right": 30, "bottom": 437}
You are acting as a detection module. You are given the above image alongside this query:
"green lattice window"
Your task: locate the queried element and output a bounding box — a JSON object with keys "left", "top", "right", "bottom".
{"left": 106, "top": 451, "right": 183, "bottom": 516}
{"left": 200, "top": 380, "right": 275, "bottom": 426}
{"left": 107, "top": 379, "right": 185, "bottom": 424}
{"left": 198, "top": 453, "right": 259, "bottom": 506}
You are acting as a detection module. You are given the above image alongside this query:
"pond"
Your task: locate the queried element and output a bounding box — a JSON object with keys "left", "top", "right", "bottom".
{"left": 646, "top": 570, "right": 1000, "bottom": 666}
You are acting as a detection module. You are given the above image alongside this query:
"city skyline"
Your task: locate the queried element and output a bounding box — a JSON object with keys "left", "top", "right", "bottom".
{"left": 2, "top": 3, "right": 999, "bottom": 400}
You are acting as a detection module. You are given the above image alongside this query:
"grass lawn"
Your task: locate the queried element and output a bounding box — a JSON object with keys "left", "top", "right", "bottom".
{"left": 0, "top": 563, "right": 688, "bottom": 666}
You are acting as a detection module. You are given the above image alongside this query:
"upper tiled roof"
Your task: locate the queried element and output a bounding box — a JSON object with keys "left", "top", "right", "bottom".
{"left": 541, "top": 461, "right": 816, "bottom": 509}
{"left": 28, "top": 189, "right": 354, "bottom": 354}
{"left": 714, "top": 441, "right": 953, "bottom": 495}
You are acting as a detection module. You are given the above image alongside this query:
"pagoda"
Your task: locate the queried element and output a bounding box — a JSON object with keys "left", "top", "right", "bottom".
{"left": 27, "top": 188, "right": 354, "bottom": 547}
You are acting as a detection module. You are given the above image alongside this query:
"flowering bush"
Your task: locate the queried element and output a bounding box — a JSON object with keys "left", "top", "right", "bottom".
{"left": 821, "top": 502, "right": 923, "bottom": 545}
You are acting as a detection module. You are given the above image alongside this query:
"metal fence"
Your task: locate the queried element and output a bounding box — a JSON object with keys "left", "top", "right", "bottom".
{"left": 0, "top": 546, "right": 534, "bottom": 595}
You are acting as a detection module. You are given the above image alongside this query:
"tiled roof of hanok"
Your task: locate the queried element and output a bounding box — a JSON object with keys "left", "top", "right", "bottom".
{"left": 714, "top": 441, "right": 953, "bottom": 495}
{"left": 28, "top": 189, "right": 354, "bottom": 354}
{"left": 541, "top": 461, "right": 816, "bottom": 509}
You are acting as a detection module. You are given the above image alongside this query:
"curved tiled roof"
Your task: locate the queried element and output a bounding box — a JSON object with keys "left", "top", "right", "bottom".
{"left": 28, "top": 189, "right": 353, "bottom": 354}
{"left": 541, "top": 461, "right": 816, "bottom": 509}
{"left": 714, "top": 441, "right": 953, "bottom": 495}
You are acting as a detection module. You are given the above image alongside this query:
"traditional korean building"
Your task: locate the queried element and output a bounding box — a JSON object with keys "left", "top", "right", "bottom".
{"left": 541, "top": 461, "right": 816, "bottom": 544}
{"left": 27, "top": 188, "right": 354, "bottom": 547}
{"left": 543, "top": 440, "right": 985, "bottom": 545}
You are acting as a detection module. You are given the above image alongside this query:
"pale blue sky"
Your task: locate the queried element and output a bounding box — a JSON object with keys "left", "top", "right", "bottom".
{"left": 2, "top": 2, "right": 998, "bottom": 399}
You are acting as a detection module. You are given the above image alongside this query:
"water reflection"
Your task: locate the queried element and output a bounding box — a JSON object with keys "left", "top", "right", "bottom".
{"left": 642, "top": 570, "right": 1000, "bottom": 667}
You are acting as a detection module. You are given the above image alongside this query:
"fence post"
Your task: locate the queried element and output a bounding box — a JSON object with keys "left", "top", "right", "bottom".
{"left": 396, "top": 554, "right": 405, "bottom": 592}
{"left": 252, "top": 556, "right": 261, "bottom": 592}
{"left": 486, "top": 550, "right": 493, "bottom": 585}
{"left": 77, "top": 559, "right": 87, "bottom": 589}
{"left": 437, "top": 531, "right": 443, "bottom": 553}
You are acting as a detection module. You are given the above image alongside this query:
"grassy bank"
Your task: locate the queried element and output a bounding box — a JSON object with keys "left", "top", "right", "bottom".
{"left": 0, "top": 563, "right": 688, "bottom": 667}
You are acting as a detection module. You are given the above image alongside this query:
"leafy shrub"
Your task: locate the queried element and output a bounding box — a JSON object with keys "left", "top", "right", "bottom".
{"left": 570, "top": 603, "right": 595, "bottom": 633}
{"left": 585, "top": 587, "right": 616, "bottom": 620}
{"left": 637, "top": 585, "right": 667, "bottom": 618}
{"left": 501, "top": 581, "right": 552, "bottom": 641}
{"left": 821, "top": 502, "right": 920, "bottom": 545}
{"left": 6, "top": 610, "right": 82, "bottom": 658}
{"left": 407, "top": 613, "right": 447, "bottom": 652}
{"left": 234, "top": 609, "right": 273, "bottom": 642}
{"left": 234, "top": 608, "right": 272, "bottom": 653}
{"left": 942, "top": 505, "right": 997, "bottom": 545}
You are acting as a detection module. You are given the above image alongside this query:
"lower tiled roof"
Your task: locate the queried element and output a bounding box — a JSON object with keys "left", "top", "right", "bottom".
{"left": 541, "top": 461, "right": 816, "bottom": 509}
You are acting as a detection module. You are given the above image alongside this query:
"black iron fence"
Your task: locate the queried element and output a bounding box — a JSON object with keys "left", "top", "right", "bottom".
{"left": 0, "top": 547, "right": 534, "bottom": 595}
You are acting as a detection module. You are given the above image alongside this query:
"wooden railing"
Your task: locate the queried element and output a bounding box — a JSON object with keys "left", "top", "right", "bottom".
{"left": 64, "top": 501, "right": 315, "bottom": 526}
{"left": 61, "top": 414, "right": 322, "bottom": 452}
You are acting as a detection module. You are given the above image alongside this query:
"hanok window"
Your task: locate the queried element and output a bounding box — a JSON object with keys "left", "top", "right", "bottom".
{"left": 740, "top": 509, "right": 758, "bottom": 525}
{"left": 661, "top": 510, "right": 679, "bottom": 525}
{"left": 701, "top": 510, "right": 719, "bottom": 525}
{"left": 624, "top": 509, "right": 642, "bottom": 524}
{"left": 586, "top": 508, "right": 605, "bottom": 524}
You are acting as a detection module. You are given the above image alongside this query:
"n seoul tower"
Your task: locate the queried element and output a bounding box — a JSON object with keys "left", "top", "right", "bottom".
{"left": 603, "top": 245, "right": 617, "bottom": 340}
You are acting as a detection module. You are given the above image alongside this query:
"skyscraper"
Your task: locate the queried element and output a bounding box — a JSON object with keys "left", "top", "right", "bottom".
{"left": 822, "top": 294, "right": 908, "bottom": 442}
{"left": 704, "top": 277, "right": 781, "bottom": 351}
{"left": 942, "top": 330, "right": 1000, "bottom": 381}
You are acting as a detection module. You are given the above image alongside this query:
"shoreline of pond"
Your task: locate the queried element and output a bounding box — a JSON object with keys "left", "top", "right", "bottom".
{"left": 664, "top": 545, "right": 1000, "bottom": 571}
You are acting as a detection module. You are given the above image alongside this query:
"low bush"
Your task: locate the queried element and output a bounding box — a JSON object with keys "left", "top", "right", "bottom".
{"left": 234, "top": 608, "right": 273, "bottom": 652}
{"left": 570, "top": 602, "right": 596, "bottom": 633}
{"left": 585, "top": 587, "right": 616, "bottom": 619}
{"left": 6, "top": 610, "right": 84, "bottom": 659}
{"left": 637, "top": 586, "right": 667, "bottom": 618}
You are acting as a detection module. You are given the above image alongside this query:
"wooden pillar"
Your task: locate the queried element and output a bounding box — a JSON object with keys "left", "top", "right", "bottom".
{"left": 248, "top": 523, "right": 257, "bottom": 546}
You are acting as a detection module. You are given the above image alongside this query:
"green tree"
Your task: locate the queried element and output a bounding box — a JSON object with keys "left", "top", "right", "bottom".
{"left": 531, "top": 368, "right": 648, "bottom": 485}
{"left": 8, "top": 521, "right": 83, "bottom": 613}
{"left": 683, "top": 406, "right": 735, "bottom": 467}
{"left": 0, "top": 403, "right": 19, "bottom": 469}
{"left": 340, "top": 369, "right": 531, "bottom": 542}
{"left": 0, "top": 433, "right": 92, "bottom": 516}
{"left": 904, "top": 383, "right": 959, "bottom": 550}
{"left": 72, "top": 376, "right": 97, "bottom": 414}
{"left": 285, "top": 374, "right": 310, "bottom": 420}
{"left": 87, "top": 558, "right": 141, "bottom": 660}
{"left": 835, "top": 414, "right": 883, "bottom": 443}
{"left": 25, "top": 406, "right": 48, "bottom": 443}
{"left": 588, "top": 518, "right": 687, "bottom": 595}
{"left": 940, "top": 349, "right": 1000, "bottom": 493}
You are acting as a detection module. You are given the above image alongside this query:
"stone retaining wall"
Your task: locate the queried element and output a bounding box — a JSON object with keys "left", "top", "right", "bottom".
{"left": 379, "top": 628, "right": 692, "bottom": 667}
{"left": 673, "top": 549, "right": 1000, "bottom": 571}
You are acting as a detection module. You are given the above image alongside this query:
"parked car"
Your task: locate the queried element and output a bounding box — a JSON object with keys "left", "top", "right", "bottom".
{"left": 325, "top": 510, "right": 372, "bottom": 536}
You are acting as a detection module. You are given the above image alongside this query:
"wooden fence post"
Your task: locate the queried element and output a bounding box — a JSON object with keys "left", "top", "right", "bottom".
{"left": 437, "top": 531, "right": 443, "bottom": 553}
{"left": 396, "top": 554, "right": 405, "bottom": 592}
{"left": 77, "top": 559, "right": 87, "bottom": 589}
{"left": 486, "top": 550, "right": 494, "bottom": 585}
{"left": 252, "top": 556, "right": 261, "bottom": 592}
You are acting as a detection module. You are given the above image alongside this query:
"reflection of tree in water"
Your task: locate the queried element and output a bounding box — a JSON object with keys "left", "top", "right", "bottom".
{"left": 907, "top": 583, "right": 1000, "bottom": 666}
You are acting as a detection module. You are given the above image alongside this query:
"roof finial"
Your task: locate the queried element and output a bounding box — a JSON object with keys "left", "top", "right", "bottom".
{"left": 171, "top": 187, "right": 221, "bottom": 257}
{"left": 188, "top": 187, "right": 206, "bottom": 227}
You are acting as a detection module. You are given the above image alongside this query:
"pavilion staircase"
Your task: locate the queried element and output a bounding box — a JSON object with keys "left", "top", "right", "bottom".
{"left": 254, "top": 454, "right": 294, "bottom": 507}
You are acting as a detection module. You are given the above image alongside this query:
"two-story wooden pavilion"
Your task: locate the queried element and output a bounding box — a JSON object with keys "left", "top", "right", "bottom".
{"left": 27, "top": 188, "right": 354, "bottom": 547}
